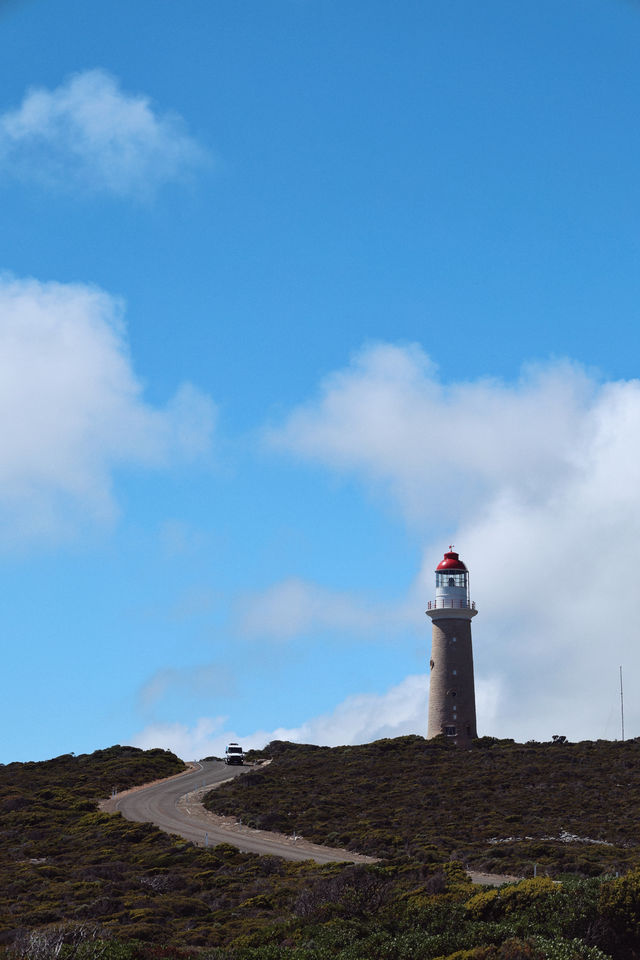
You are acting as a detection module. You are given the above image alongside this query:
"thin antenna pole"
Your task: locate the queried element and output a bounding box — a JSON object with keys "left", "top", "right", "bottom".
{"left": 620, "top": 665, "right": 625, "bottom": 742}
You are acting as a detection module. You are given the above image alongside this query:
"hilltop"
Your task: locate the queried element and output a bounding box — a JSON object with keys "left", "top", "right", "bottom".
{"left": 2, "top": 739, "right": 640, "bottom": 959}
{"left": 206, "top": 735, "right": 640, "bottom": 877}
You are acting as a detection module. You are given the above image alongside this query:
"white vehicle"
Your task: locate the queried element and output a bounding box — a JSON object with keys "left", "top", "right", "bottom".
{"left": 224, "top": 742, "right": 244, "bottom": 765}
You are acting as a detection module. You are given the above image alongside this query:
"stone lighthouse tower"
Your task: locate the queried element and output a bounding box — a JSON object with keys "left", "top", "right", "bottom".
{"left": 426, "top": 548, "right": 478, "bottom": 743}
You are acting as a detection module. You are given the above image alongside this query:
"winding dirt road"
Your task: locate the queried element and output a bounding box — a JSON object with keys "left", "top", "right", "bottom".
{"left": 99, "top": 760, "right": 377, "bottom": 864}
{"left": 99, "top": 761, "right": 520, "bottom": 884}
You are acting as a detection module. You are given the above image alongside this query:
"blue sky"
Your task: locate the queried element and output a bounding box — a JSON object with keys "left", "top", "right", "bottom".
{"left": 2, "top": 0, "right": 640, "bottom": 762}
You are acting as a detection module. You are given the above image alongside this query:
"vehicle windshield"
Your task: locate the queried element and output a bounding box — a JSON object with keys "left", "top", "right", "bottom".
{"left": 228, "top": 747, "right": 242, "bottom": 754}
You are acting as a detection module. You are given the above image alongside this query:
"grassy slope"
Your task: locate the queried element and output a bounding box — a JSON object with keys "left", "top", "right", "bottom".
{"left": 205, "top": 736, "right": 640, "bottom": 877}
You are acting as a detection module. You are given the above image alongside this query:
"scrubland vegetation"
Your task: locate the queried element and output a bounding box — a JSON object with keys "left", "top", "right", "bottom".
{"left": 2, "top": 738, "right": 640, "bottom": 959}
{"left": 207, "top": 736, "right": 640, "bottom": 877}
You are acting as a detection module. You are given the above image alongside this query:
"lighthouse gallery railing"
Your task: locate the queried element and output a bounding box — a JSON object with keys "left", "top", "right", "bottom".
{"left": 426, "top": 599, "right": 476, "bottom": 611}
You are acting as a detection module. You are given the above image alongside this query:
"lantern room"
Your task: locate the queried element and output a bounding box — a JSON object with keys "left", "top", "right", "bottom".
{"left": 434, "top": 548, "right": 470, "bottom": 608}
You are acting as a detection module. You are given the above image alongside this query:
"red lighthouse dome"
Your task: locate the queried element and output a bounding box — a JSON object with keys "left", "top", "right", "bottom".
{"left": 435, "top": 548, "right": 467, "bottom": 572}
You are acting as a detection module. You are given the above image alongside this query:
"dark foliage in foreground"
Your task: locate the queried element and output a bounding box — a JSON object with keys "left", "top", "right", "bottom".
{"left": 206, "top": 735, "right": 640, "bottom": 876}
{"left": 3, "top": 740, "right": 640, "bottom": 958}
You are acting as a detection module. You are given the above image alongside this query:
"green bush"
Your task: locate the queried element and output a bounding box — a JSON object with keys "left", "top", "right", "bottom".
{"left": 466, "top": 879, "right": 561, "bottom": 922}
{"left": 533, "top": 938, "right": 612, "bottom": 960}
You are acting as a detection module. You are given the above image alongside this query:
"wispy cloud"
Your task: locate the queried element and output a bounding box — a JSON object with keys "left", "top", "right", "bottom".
{"left": 139, "top": 662, "right": 236, "bottom": 710}
{"left": 0, "top": 69, "right": 208, "bottom": 197}
{"left": 237, "top": 577, "right": 391, "bottom": 640}
{"left": 132, "top": 672, "right": 502, "bottom": 759}
{"left": 0, "top": 275, "right": 216, "bottom": 545}
{"left": 158, "top": 519, "right": 206, "bottom": 559}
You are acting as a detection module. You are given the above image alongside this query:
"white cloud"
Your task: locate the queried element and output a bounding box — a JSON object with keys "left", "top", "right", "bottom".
{"left": 133, "top": 716, "right": 231, "bottom": 760}
{"left": 267, "top": 342, "right": 594, "bottom": 526}
{"left": 0, "top": 274, "right": 215, "bottom": 545}
{"left": 132, "top": 672, "right": 502, "bottom": 759}
{"left": 0, "top": 69, "right": 207, "bottom": 197}
{"left": 266, "top": 343, "right": 640, "bottom": 742}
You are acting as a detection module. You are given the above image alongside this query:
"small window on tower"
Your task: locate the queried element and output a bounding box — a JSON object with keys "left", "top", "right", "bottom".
{"left": 452, "top": 669, "right": 457, "bottom": 675}
{"left": 445, "top": 726, "right": 457, "bottom": 737}
{"left": 451, "top": 637, "right": 457, "bottom": 643}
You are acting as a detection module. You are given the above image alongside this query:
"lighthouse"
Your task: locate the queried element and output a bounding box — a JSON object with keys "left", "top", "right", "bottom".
{"left": 426, "top": 548, "right": 478, "bottom": 743}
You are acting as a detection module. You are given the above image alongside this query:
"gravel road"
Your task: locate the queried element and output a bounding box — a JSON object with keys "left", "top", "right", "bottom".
{"left": 99, "top": 760, "right": 377, "bottom": 864}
